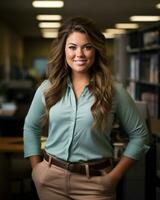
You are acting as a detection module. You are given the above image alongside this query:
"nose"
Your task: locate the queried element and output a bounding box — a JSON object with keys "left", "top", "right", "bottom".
{"left": 76, "top": 47, "right": 84, "bottom": 57}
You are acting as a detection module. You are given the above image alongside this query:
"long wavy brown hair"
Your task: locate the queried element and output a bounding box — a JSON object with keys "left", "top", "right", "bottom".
{"left": 44, "top": 16, "right": 113, "bottom": 133}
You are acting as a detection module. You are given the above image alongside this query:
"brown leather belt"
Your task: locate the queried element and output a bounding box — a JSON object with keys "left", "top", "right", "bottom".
{"left": 43, "top": 150, "right": 112, "bottom": 176}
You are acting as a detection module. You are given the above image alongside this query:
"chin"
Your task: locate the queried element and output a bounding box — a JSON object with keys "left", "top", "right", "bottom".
{"left": 77, "top": 67, "right": 88, "bottom": 72}
{"left": 74, "top": 66, "right": 86, "bottom": 71}
{"left": 71, "top": 65, "right": 91, "bottom": 74}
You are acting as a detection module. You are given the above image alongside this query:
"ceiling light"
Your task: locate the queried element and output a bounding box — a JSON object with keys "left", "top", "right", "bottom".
{"left": 130, "top": 16, "right": 160, "bottom": 22}
{"left": 115, "top": 23, "right": 139, "bottom": 29}
{"left": 156, "top": 3, "right": 160, "bottom": 9}
{"left": 41, "top": 28, "right": 59, "bottom": 33}
{"left": 32, "top": 1, "right": 64, "bottom": 8}
{"left": 105, "top": 29, "right": 126, "bottom": 34}
{"left": 41, "top": 28, "right": 58, "bottom": 38}
{"left": 103, "top": 29, "right": 126, "bottom": 39}
{"left": 39, "top": 22, "right": 61, "bottom": 28}
{"left": 42, "top": 32, "right": 58, "bottom": 38}
{"left": 36, "top": 15, "right": 62, "bottom": 21}
{"left": 102, "top": 32, "right": 115, "bottom": 39}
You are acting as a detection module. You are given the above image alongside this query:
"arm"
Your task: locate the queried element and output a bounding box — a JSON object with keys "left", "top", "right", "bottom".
{"left": 109, "top": 83, "right": 150, "bottom": 182}
{"left": 23, "top": 81, "right": 48, "bottom": 161}
{"left": 108, "top": 156, "right": 135, "bottom": 183}
{"left": 114, "top": 83, "right": 150, "bottom": 160}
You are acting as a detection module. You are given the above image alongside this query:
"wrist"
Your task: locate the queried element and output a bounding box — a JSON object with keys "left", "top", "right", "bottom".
{"left": 29, "top": 155, "right": 42, "bottom": 169}
{"left": 108, "top": 170, "right": 123, "bottom": 182}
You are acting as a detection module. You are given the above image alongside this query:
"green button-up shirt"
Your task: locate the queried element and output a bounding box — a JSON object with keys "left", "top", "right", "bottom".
{"left": 23, "top": 80, "right": 150, "bottom": 161}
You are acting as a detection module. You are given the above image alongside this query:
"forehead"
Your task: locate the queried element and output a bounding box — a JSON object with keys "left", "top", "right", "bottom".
{"left": 66, "top": 31, "right": 91, "bottom": 44}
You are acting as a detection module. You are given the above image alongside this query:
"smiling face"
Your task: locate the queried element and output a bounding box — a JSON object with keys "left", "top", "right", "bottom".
{"left": 65, "top": 31, "right": 95, "bottom": 75}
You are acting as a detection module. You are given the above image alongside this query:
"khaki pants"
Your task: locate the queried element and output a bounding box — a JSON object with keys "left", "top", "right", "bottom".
{"left": 32, "top": 159, "right": 116, "bottom": 200}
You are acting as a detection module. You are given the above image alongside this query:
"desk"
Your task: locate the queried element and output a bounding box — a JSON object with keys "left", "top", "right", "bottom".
{"left": 0, "top": 136, "right": 46, "bottom": 153}
{"left": 0, "top": 137, "right": 23, "bottom": 153}
{"left": 0, "top": 136, "right": 46, "bottom": 200}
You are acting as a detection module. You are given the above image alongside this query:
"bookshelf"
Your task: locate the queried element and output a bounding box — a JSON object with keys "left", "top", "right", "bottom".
{"left": 126, "top": 23, "right": 160, "bottom": 119}
{"left": 125, "top": 23, "right": 160, "bottom": 200}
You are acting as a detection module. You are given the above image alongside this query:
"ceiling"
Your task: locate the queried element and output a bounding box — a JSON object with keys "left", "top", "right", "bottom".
{"left": 0, "top": 0, "right": 160, "bottom": 38}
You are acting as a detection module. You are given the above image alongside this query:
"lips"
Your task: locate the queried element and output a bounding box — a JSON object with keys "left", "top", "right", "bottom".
{"left": 74, "top": 60, "right": 87, "bottom": 65}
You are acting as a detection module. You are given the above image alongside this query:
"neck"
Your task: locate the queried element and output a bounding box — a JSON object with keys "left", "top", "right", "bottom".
{"left": 71, "top": 72, "right": 90, "bottom": 100}
{"left": 71, "top": 72, "right": 90, "bottom": 85}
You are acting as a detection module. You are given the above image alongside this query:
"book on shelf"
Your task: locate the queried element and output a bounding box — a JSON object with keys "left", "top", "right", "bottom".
{"left": 140, "top": 54, "right": 150, "bottom": 82}
{"left": 150, "top": 54, "right": 159, "bottom": 83}
{"left": 141, "top": 92, "right": 158, "bottom": 118}
{"left": 143, "top": 30, "right": 159, "bottom": 47}
{"left": 138, "top": 53, "right": 159, "bottom": 84}
{"left": 129, "top": 55, "right": 139, "bottom": 80}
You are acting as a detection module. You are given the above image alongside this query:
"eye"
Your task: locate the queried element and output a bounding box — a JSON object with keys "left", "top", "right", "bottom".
{"left": 68, "top": 46, "right": 76, "bottom": 50}
{"left": 84, "top": 45, "right": 93, "bottom": 50}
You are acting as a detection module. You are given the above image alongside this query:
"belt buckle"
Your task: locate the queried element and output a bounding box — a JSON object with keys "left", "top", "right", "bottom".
{"left": 66, "top": 162, "right": 76, "bottom": 173}
{"left": 84, "top": 164, "right": 90, "bottom": 178}
{"left": 67, "top": 163, "right": 78, "bottom": 173}
{"left": 67, "top": 162, "right": 90, "bottom": 178}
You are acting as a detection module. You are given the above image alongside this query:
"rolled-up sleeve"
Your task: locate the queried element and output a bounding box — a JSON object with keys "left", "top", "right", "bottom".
{"left": 114, "top": 83, "right": 150, "bottom": 160}
{"left": 23, "top": 81, "right": 47, "bottom": 158}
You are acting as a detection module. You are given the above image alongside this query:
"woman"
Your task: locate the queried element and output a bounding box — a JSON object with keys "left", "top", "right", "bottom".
{"left": 23, "top": 16, "right": 150, "bottom": 200}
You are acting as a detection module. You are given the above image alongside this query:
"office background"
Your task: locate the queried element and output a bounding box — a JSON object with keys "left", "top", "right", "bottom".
{"left": 0, "top": 1, "right": 160, "bottom": 200}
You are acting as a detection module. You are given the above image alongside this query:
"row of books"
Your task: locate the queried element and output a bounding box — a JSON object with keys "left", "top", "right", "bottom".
{"left": 127, "top": 83, "right": 159, "bottom": 118}
{"left": 128, "top": 30, "right": 160, "bottom": 49}
{"left": 143, "top": 30, "right": 159, "bottom": 47}
{"left": 141, "top": 92, "right": 158, "bottom": 118}
{"left": 129, "top": 54, "right": 159, "bottom": 83}
{"left": 129, "top": 55, "right": 139, "bottom": 80}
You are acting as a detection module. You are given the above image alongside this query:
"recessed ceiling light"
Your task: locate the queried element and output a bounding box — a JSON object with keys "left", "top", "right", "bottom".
{"left": 105, "top": 29, "right": 126, "bottom": 34}
{"left": 42, "top": 32, "right": 58, "bottom": 38}
{"left": 103, "top": 29, "right": 126, "bottom": 39}
{"left": 39, "top": 22, "right": 61, "bottom": 28}
{"left": 130, "top": 16, "right": 160, "bottom": 22}
{"left": 32, "top": 1, "right": 64, "bottom": 8}
{"left": 115, "top": 23, "right": 139, "bottom": 29}
{"left": 156, "top": 3, "right": 160, "bottom": 9}
{"left": 102, "top": 32, "right": 115, "bottom": 39}
{"left": 41, "top": 28, "right": 59, "bottom": 33}
{"left": 36, "top": 15, "right": 62, "bottom": 21}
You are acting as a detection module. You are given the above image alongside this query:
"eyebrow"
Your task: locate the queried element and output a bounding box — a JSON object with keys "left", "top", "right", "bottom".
{"left": 67, "top": 42, "right": 92, "bottom": 46}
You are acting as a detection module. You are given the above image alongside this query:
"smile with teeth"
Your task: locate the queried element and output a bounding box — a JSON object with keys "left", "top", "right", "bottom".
{"left": 74, "top": 60, "right": 87, "bottom": 65}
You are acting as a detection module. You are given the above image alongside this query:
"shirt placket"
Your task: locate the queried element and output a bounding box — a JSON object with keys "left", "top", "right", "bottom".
{"left": 66, "top": 87, "right": 78, "bottom": 161}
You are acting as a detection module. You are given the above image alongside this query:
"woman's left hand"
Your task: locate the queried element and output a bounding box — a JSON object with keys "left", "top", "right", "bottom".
{"left": 107, "top": 171, "right": 121, "bottom": 186}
